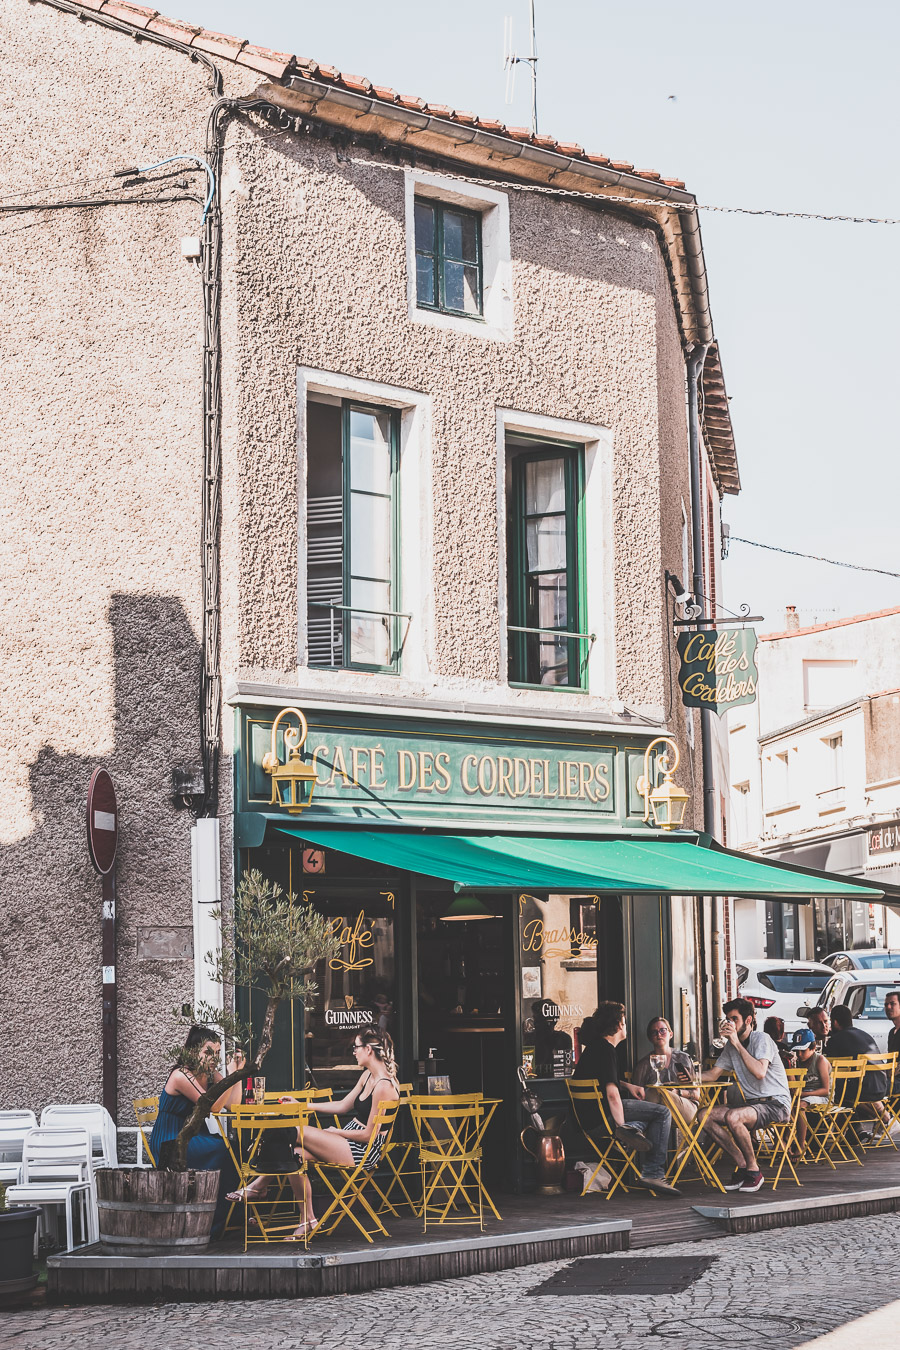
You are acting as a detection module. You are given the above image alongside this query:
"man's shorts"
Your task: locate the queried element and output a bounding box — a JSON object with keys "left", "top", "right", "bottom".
{"left": 744, "top": 1098, "right": 789, "bottom": 1129}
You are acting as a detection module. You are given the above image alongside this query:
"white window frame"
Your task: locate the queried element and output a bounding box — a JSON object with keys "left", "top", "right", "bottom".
{"left": 496, "top": 408, "right": 614, "bottom": 698}
{"left": 405, "top": 170, "right": 513, "bottom": 341}
{"left": 296, "top": 367, "right": 433, "bottom": 681}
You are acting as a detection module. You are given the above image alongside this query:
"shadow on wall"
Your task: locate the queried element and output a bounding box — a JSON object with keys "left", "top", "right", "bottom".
{"left": 0, "top": 593, "right": 203, "bottom": 1120}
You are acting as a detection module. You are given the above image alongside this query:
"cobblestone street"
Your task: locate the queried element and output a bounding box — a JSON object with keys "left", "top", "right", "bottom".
{"left": 2, "top": 1214, "right": 896, "bottom": 1350}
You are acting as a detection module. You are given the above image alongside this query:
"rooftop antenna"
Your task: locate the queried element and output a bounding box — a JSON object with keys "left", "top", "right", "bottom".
{"left": 504, "top": 0, "right": 538, "bottom": 135}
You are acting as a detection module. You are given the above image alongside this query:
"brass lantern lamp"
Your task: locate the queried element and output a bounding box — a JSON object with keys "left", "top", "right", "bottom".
{"left": 636, "top": 736, "right": 690, "bottom": 831}
{"left": 262, "top": 708, "right": 318, "bottom": 814}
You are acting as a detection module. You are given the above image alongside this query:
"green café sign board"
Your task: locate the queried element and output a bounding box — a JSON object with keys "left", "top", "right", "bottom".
{"left": 238, "top": 707, "right": 661, "bottom": 830}
{"left": 676, "top": 629, "right": 759, "bottom": 715}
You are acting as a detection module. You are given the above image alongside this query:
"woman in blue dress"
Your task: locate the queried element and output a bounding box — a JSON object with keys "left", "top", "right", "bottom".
{"left": 149, "top": 1025, "right": 244, "bottom": 1237}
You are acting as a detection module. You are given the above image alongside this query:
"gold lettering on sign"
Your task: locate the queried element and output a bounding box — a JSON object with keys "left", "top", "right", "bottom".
{"left": 328, "top": 745, "right": 353, "bottom": 788}
{"left": 478, "top": 756, "right": 497, "bottom": 795}
{"left": 418, "top": 751, "right": 435, "bottom": 792}
{"left": 522, "top": 918, "right": 599, "bottom": 960}
{"left": 434, "top": 751, "right": 452, "bottom": 794}
{"left": 397, "top": 749, "right": 416, "bottom": 791}
{"left": 461, "top": 754, "right": 479, "bottom": 795}
{"left": 370, "top": 746, "right": 387, "bottom": 790}
{"left": 328, "top": 910, "right": 375, "bottom": 971}
{"left": 310, "top": 744, "right": 330, "bottom": 782}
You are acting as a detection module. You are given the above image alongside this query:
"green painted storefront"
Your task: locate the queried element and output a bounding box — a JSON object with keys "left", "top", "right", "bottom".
{"left": 232, "top": 701, "right": 882, "bottom": 1192}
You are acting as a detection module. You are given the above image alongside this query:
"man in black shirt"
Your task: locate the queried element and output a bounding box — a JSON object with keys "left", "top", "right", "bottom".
{"left": 826, "top": 1004, "right": 887, "bottom": 1104}
{"left": 574, "top": 1002, "right": 680, "bottom": 1196}
{"left": 885, "top": 991, "right": 900, "bottom": 1056}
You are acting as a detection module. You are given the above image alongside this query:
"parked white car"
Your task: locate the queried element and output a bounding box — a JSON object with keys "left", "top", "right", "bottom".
{"left": 735, "top": 958, "right": 836, "bottom": 1034}
{"left": 822, "top": 949, "right": 900, "bottom": 973}
{"left": 796, "top": 971, "right": 900, "bottom": 1051}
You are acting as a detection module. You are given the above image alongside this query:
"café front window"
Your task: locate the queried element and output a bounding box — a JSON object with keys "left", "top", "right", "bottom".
{"left": 520, "top": 894, "right": 599, "bottom": 1078}
{"left": 303, "top": 890, "right": 397, "bottom": 1089}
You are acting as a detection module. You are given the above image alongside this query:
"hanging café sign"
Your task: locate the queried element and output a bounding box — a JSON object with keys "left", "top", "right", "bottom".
{"left": 676, "top": 628, "right": 759, "bottom": 715}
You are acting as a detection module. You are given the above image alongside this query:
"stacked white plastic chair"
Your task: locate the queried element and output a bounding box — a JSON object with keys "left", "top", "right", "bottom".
{"left": 40, "top": 1104, "right": 118, "bottom": 1169}
{"left": 0, "top": 1109, "right": 37, "bottom": 1186}
{"left": 5, "top": 1127, "right": 98, "bottom": 1250}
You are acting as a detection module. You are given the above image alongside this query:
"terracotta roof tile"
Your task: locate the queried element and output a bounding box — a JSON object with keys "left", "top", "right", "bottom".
{"left": 73, "top": 0, "right": 107, "bottom": 11}
{"left": 191, "top": 28, "right": 246, "bottom": 60}
{"left": 372, "top": 85, "right": 398, "bottom": 103}
{"left": 556, "top": 142, "right": 584, "bottom": 157}
{"left": 100, "top": 2, "right": 157, "bottom": 25}
{"left": 146, "top": 14, "right": 199, "bottom": 41}
{"left": 505, "top": 126, "right": 532, "bottom": 141}
{"left": 609, "top": 160, "right": 635, "bottom": 172}
{"left": 339, "top": 72, "right": 372, "bottom": 95}
{"left": 663, "top": 178, "right": 685, "bottom": 189}
{"left": 424, "top": 103, "right": 453, "bottom": 118}
{"left": 317, "top": 63, "right": 341, "bottom": 81}
{"left": 236, "top": 43, "right": 294, "bottom": 80}
{"left": 585, "top": 153, "right": 611, "bottom": 166}
{"left": 476, "top": 117, "right": 504, "bottom": 132}
{"left": 397, "top": 93, "right": 427, "bottom": 111}
{"left": 294, "top": 58, "right": 319, "bottom": 77}
{"left": 452, "top": 110, "right": 477, "bottom": 125}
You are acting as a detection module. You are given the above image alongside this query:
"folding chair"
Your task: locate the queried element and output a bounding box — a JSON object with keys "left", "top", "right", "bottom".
{"left": 869, "top": 1051, "right": 900, "bottom": 1149}
{"left": 369, "top": 1083, "right": 421, "bottom": 1216}
{"left": 806, "top": 1057, "right": 866, "bottom": 1167}
{"left": 312, "top": 1097, "right": 402, "bottom": 1242}
{"left": 40, "top": 1105, "right": 118, "bottom": 1169}
{"left": 227, "top": 1103, "right": 312, "bottom": 1248}
{"left": 847, "top": 1053, "right": 893, "bottom": 1152}
{"left": 408, "top": 1095, "right": 501, "bottom": 1232}
{"left": 0, "top": 1110, "right": 37, "bottom": 1186}
{"left": 566, "top": 1079, "right": 644, "bottom": 1200}
{"left": 6, "top": 1127, "right": 98, "bottom": 1251}
{"left": 755, "top": 1068, "right": 806, "bottom": 1189}
{"left": 131, "top": 1096, "right": 159, "bottom": 1167}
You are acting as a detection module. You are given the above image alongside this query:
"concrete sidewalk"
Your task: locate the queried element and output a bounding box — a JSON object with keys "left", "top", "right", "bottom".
{"left": 795, "top": 1300, "right": 899, "bottom": 1349}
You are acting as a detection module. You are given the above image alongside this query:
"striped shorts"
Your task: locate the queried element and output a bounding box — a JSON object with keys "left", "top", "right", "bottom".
{"left": 345, "top": 1120, "right": 386, "bottom": 1168}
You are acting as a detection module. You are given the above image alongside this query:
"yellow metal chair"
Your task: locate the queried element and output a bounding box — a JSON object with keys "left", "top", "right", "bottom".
{"left": 755, "top": 1067, "right": 806, "bottom": 1189}
{"left": 408, "top": 1094, "right": 501, "bottom": 1232}
{"left": 311, "top": 1097, "right": 402, "bottom": 1243}
{"left": 227, "top": 1103, "right": 311, "bottom": 1248}
{"left": 132, "top": 1096, "right": 159, "bottom": 1168}
{"left": 806, "top": 1057, "right": 867, "bottom": 1167}
{"left": 847, "top": 1052, "right": 895, "bottom": 1152}
{"left": 566, "top": 1079, "right": 644, "bottom": 1200}
{"left": 868, "top": 1052, "right": 900, "bottom": 1149}
{"left": 369, "top": 1083, "right": 421, "bottom": 1216}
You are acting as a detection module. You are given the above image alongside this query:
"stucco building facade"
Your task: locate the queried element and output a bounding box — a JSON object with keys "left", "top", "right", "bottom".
{"left": 1, "top": 0, "right": 741, "bottom": 1150}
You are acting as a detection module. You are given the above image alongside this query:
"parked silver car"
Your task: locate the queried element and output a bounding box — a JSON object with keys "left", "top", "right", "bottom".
{"left": 796, "top": 971, "right": 900, "bottom": 1051}
{"left": 822, "top": 949, "right": 900, "bottom": 973}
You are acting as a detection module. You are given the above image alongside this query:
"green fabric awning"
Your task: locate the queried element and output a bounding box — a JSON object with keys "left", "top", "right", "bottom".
{"left": 277, "top": 828, "right": 884, "bottom": 900}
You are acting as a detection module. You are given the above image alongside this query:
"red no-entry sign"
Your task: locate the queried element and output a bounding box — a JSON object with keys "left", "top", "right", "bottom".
{"left": 87, "top": 769, "right": 118, "bottom": 875}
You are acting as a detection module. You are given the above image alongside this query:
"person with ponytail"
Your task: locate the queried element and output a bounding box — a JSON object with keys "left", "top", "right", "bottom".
{"left": 227, "top": 1025, "right": 399, "bottom": 1239}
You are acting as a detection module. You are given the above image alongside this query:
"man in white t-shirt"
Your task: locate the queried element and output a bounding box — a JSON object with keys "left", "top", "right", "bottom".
{"left": 701, "top": 997, "right": 791, "bottom": 1193}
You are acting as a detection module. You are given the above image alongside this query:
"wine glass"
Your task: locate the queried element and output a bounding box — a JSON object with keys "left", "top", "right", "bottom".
{"left": 649, "top": 1054, "right": 667, "bottom": 1085}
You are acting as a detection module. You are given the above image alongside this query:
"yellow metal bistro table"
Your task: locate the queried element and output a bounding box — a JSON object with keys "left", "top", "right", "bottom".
{"left": 657, "top": 1080, "right": 731, "bottom": 1192}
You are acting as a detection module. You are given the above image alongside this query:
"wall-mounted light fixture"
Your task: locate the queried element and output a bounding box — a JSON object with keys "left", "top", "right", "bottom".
{"left": 262, "top": 708, "right": 318, "bottom": 814}
{"left": 636, "top": 736, "right": 690, "bottom": 831}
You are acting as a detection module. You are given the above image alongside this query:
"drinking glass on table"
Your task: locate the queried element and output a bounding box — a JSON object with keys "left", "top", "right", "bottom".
{"left": 649, "top": 1054, "right": 667, "bottom": 1085}
{"left": 252, "top": 1076, "right": 266, "bottom": 1105}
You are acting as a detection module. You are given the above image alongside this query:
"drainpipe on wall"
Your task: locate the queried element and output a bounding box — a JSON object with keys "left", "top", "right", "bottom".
{"left": 191, "top": 818, "right": 222, "bottom": 1011}
{"left": 686, "top": 343, "right": 723, "bottom": 1034}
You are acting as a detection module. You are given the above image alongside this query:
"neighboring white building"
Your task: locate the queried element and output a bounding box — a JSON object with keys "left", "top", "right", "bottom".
{"left": 728, "top": 606, "right": 900, "bottom": 961}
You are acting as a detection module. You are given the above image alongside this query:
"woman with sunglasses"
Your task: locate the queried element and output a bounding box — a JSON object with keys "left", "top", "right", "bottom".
{"left": 633, "top": 1016, "right": 700, "bottom": 1137}
{"left": 228, "top": 1026, "right": 399, "bottom": 1239}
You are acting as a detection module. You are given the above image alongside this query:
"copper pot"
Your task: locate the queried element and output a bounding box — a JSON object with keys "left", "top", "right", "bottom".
{"left": 521, "top": 1126, "right": 566, "bottom": 1194}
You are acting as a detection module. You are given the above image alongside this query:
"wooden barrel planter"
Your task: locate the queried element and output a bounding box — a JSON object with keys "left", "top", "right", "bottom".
{"left": 96, "top": 1168, "right": 219, "bottom": 1255}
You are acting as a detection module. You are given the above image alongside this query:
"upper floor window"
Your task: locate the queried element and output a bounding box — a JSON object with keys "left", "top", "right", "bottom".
{"left": 506, "top": 440, "right": 587, "bottom": 690}
{"left": 823, "top": 733, "right": 844, "bottom": 788}
{"left": 306, "top": 398, "right": 400, "bottom": 672}
{"left": 414, "top": 198, "right": 483, "bottom": 319}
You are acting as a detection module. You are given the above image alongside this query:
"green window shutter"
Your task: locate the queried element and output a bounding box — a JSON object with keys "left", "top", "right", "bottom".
{"left": 508, "top": 444, "right": 586, "bottom": 690}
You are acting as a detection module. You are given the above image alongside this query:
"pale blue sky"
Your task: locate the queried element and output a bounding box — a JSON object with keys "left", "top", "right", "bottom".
{"left": 174, "top": 0, "right": 899, "bottom": 630}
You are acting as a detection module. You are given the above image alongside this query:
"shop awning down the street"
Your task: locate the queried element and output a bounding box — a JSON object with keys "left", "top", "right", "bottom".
{"left": 278, "top": 828, "right": 885, "bottom": 900}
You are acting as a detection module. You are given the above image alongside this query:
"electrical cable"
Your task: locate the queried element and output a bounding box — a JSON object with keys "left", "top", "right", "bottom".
{"left": 728, "top": 537, "right": 900, "bottom": 578}
{"left": 127, "top": 157, "right": 216, "bottom": 224}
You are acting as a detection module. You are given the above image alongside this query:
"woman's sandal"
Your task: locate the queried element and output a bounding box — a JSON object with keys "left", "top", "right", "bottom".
{"left": 226, "top": 1185, "right": 269, "bottom": 1203}
{"left": 286, "top": 1218, "right": 319, "bottom": 1241}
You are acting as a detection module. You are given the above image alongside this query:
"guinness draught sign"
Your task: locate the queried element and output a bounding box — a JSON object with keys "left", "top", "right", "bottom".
{"left": 677, "top": 629, "right": 759, "bottom": 715}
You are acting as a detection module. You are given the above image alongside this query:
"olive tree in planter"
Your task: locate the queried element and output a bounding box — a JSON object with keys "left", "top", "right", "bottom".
{"left": 96, "top": 869, "right": 340, "bottom": 1254}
